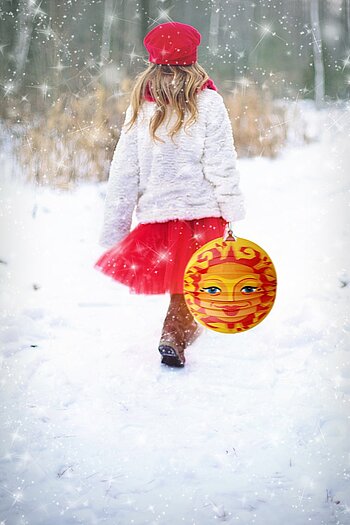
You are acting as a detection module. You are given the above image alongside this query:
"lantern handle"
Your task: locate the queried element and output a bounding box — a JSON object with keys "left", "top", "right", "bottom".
{"left": 223, "top": 221, "right": 237, "bottom": 241}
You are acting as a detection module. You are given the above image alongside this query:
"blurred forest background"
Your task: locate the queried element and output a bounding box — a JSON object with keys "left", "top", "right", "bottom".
{"left": 0, "top": 0, "right": 349, "bottom": 187}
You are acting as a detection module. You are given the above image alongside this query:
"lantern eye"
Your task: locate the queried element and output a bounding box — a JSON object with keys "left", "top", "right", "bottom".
{"left": 241, "top": 286, "right": 258, "bottom": 294}
{"left": 200, "top": 286, "right": 221, "bottom": 295}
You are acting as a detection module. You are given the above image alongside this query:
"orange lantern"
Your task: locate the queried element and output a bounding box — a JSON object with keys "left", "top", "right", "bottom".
{"left": 183, "top": 224, "right": 277, "bottom": 334}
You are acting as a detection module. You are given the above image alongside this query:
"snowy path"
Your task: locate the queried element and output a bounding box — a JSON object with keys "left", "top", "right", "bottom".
{"left": 1, "top": 103, "right": 349, "bottom": 524}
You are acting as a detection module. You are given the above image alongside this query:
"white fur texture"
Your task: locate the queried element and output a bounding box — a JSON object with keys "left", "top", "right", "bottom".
{"left": 99, "top": 89, "right": 246, "bottom": 248}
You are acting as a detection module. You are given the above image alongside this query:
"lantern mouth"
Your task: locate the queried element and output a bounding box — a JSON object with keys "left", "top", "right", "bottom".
{"left": 221, "top": 305, "right": 241, "bottom": 315}
{"left": 197, "top": 300, "right": 258, "bottom": 315}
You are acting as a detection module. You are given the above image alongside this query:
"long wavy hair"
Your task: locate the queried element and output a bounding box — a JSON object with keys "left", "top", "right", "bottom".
{"left": 124, "top": 62, "right": 211, "bottom": 144}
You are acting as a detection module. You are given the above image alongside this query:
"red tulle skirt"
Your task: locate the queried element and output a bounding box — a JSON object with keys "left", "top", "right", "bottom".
{"left": 94, "top": 216, "right": 227, "bottom": 294}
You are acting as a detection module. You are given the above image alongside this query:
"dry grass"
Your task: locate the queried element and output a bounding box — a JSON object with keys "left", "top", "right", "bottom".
{"left": 6, "top": 79, "right": 291, "bottom": 189}
{"left": 13, "top": 78, "right": 133, "bottom": 189}
{"left": 226, "top": 87, "right": 288, "bottom": 158}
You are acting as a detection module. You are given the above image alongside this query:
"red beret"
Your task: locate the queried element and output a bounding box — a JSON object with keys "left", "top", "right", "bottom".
{"left": 143, "top": 21, "right": 201, "bottom": 66}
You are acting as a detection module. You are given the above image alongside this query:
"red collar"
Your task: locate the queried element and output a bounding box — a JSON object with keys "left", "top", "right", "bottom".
{"left": 144, "top": 77, "right": 218, "bottom": 102}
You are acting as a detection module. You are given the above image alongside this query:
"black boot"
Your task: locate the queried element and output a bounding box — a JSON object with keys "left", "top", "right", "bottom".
{"left": 158, "top": 293, "right": 203, "bottom": 367}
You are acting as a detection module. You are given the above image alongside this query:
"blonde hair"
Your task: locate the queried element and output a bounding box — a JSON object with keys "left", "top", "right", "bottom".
{"left": 125, "top": 62, "right": 211, "bottom": 144}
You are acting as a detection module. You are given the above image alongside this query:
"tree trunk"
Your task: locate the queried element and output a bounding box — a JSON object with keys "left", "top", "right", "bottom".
{"left": 140, "top": 0, "right": 151, "bottom": 45}
{"left": 125, "top": 0, "right": 140, "bottom": 75}
{"left": 11, "top": 0, "right": 35, "bottom": 94}
{"left": 209, "top": 0, "right": 221, "bottom": 57}
{"left": 101, "top": 0, "right": 114, "bottom": 65}
{"left": 310, "top": 0, "right": 325, "bottom": 108}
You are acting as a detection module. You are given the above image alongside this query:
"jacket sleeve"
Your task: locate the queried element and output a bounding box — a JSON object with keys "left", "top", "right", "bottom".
{"left": 98, "top": 104, "right": 140, "bottom": 248}
{"left": 201, "top": 92, "right": 246, "bottom": 222}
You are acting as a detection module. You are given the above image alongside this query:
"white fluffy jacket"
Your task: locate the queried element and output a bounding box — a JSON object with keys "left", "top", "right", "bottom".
{"left": 99, "top": 88, "right": 246, "bottom": 248}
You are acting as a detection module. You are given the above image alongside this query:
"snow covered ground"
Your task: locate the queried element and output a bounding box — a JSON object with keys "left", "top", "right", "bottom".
{"left": 0, "top": 100, "right": 349, "bottom": 525}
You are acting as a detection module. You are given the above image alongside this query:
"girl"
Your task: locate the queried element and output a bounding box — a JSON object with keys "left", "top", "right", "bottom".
{"left": 94, "top": 21, "right": 246, "bottom": 368}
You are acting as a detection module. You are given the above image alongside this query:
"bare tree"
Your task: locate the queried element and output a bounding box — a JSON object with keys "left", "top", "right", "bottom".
{"left": 140, "top": 0, "right": 151, "bottom": 45}
{"left": 101, "top": 0, "right": 115, "bottom": 65}
{"left": 310, "top": 0, "right": 325, "bottom": 108}
{"left": 124, "top": 0, "right": 142, "bottom": 75}
{"left": 10, "top": 0, "right": 35, "bottom": 93}
{"left": 209, "top": 0, "right": 221, "bottom": 57}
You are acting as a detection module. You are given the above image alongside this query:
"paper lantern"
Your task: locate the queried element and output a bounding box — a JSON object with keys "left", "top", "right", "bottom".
{"left": 183, "top": 226, "right": 277, "bottom": 334}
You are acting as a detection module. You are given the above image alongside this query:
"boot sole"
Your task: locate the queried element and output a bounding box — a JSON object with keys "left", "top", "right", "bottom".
{"left": 158, "top": 344, "right": 185, "bottom": 367}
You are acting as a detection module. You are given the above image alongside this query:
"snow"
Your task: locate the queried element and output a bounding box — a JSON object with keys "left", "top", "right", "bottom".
{"left": 0, "top": 100, "right": 349, "bottom": 524}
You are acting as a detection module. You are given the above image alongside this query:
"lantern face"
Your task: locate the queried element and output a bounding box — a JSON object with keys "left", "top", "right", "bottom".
{"left": 183, "top": 236, "right": 277, "bottom": 334}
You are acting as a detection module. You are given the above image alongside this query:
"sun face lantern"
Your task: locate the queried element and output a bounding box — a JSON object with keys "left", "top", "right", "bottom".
{"left": 183, "top": 229, "right": 277, "bottom": 334}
